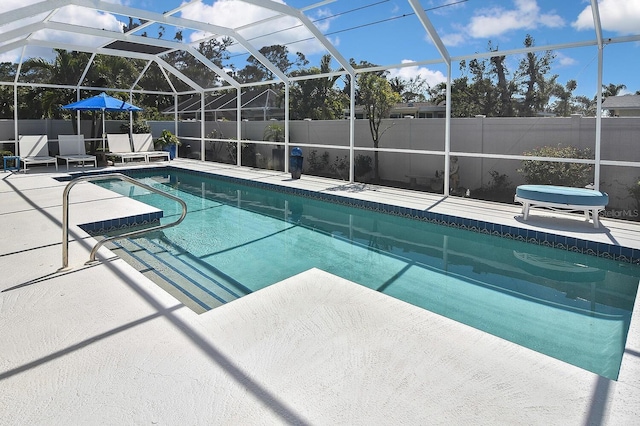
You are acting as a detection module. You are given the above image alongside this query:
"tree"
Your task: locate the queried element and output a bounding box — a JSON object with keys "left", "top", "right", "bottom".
{"left": 551, "top": 79, "right": 578, "bottom": 117}
{"left": 237, "top": 45, "right": 307, "bottom": 84}
{"left": 357, "top": 72, "right": 401, "bottom": 181}
{"left": 516, "top": 34, "right": 556, "bottom": 116}
{"left": 389, "top": 75, "right": 430, "bottom": 103}
{"left": 389, "top": 77, "right": 405, "bottom": 98}
{"left": 467, "top": 57, "right": 499, "bottom": 116}
{"left": 343, "top": 59, "right": 384, "bottom": 103}
{"left": 429, "top": 36, "right": 559, "bottom": 118}
{"left": 428, "top": 77, "right": 475, "bottom": 117}
{"left": 574, "top": 95, "right": 596, "bottom": 116}
{"left": 0, "top": 62, "right": 17, "bottom": 118}
{"left": 488, "top": 44, "right": 516, "bottom": 116}
{"left": 164, "top": 34, "right": 234, "bottom": 88}
{"left": 600, "top": 83, "right": 629, "bottom": 116}
{"left": 602, "top": 83, "right": 627, "bottom": 98}
{"left": 20, "top": 50, "right": 91, "bottom": 119}
{"left": 428, "top": 61, "right": 494, "bottom": 118}
{"left": 289, "top": 55, "right": 347, "bottom": 120}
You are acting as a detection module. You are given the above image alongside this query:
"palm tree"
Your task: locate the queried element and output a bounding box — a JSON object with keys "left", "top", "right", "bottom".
{"left": 602, "top": 83, "right": 627, "bottom": 98}
{"left": 263, "top": 123, "right": 284, "bottom": 142}
{"left": 20, "top": 50, "right": 89, "bottom": 119}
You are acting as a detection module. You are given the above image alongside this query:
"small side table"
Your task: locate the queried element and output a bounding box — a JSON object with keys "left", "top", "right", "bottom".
{"left": 3, "top": 155, "right": 20, "bottom": 172}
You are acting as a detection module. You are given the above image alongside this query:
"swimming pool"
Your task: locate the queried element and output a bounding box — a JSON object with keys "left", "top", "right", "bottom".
{"left": 94, "top": 168, "right": 640, "bottom": 380}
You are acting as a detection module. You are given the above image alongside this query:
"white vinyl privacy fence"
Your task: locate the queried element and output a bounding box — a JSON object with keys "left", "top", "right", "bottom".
{"left": 2, "top": 115, "right": 639, "bottom": 213}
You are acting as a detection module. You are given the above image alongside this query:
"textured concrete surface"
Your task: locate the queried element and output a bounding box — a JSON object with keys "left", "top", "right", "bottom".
{"left": 1, "top": 162, "right": 639, "bottom": 425}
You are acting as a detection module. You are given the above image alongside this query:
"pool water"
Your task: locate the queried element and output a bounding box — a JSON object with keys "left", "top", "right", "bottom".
{"left": 97, "top": 169, "right": 640, "bottom": 380}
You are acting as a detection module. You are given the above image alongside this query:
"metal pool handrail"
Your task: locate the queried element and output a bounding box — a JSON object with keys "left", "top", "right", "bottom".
{"left": 61, "top": 172, "right": 187, "bottom": 270}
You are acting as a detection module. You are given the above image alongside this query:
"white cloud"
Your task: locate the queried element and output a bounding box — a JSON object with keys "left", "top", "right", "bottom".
{"left": 312, "top": 8, "right": 334, "bottom": 33}
{"left": 47, "top": 5, "right": 124, "bottom": 37}
{"left": 572, "top": 0, "right": 640, "bottom": 34}
{"left": 555, "top": 51, "right": 577, "bottom": 67}
{"left": 387, "top": 60, "right": 447, "bottom": 87}
{"left": 467, "top": 0, "right": 565, "bottom": 38}
{"left": 440, "top": 32, "right": 466, "bottom": 47}
{"left": 180, "top": 0, "right": 327, "bottom": 55}
{"left": 0, "top": 0, "right": 39, "bottom": 14}
{"left": 0, "top": 50, "right": 19, "bottom": 63}
{"left": 0, "top": 1, "right": 124, "bottom": 62}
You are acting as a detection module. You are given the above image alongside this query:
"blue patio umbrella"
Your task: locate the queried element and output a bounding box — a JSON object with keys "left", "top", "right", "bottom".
{"left": 62, "top": 92, "right": 142, "bottom": 151}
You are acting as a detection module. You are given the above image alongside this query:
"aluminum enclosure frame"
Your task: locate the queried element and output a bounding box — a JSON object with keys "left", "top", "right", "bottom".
{"left": 1, "top": 0, "right": 639, "bottom": 189}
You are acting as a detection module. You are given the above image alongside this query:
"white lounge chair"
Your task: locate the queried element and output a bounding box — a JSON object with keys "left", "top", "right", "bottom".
{"left": 131, "top": 133, "right": 170, "bottom": 162}
{"left": 106, "top": 134, "right": 146, "bottom": 165}
{"left": 19, "top": 135, "right": 58, "bottom": 172}
{"left": 56, "top": 135, "right": 97, "bottom": 170}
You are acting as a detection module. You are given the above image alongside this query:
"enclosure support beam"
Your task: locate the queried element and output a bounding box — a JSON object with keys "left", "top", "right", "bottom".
{"left": 237, "top": 87, "right": 242, "bottom": 166}
{"left": 284, "top": 84, "right": 290, "bottom": 174}
{"left": 408, "top": 0, "right": 452, "bottom": 196}
{"left": 349, "top": 73, "right": 356, "bottom": 183}
{"left": 200, "top": 92, "right": 205, "bottom": 163}
{"left": 591, "top": 0, "right": 603, "bottom": 191}
{"left": 444, "top": 63, "right": 452, "bottom": 196}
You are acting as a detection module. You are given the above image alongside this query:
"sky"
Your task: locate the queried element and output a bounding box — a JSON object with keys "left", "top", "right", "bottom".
{"left": 1, "top": 0, "right": 639, "bottom": 98}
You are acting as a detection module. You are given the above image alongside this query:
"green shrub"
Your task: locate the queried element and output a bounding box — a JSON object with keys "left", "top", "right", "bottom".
{"left": 155, "top": 129, "right": 181, "bottom": 147}
{"left": 487, "top": 170, "right": 512, "bottom": 191}
{"left": 355, "top": 154, "right": 373, "bottom": 178}
{"left": 470, "top": 170, "right": 515, "bottom": 203}
{"left": 518, "top": 144, "right": 593, "bottom": 187}
{"left": 226, "top": 140, "right": 255, "bottom": 167}
{"left": 263, "top": 123, "right": 284, "bottom": 142}
{"left": 329, "top": 155, "right": 349, "bottom": 180}
{"left": 307, "top": 150, "right": 330, "bottom": 174}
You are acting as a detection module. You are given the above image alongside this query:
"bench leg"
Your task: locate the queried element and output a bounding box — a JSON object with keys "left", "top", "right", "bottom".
{"left": 522, "top": 202, "right": 530, "bottom": 220}
{"left": 592, "top": 209, "right": 600, "bottom": 228}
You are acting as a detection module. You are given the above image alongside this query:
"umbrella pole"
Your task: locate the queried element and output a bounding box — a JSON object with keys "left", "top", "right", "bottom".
{"left": 102, "top": 109, "right": 106, "bottom": 153}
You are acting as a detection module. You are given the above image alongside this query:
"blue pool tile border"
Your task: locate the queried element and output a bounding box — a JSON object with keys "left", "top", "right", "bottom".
{"left": 57, "top": 167, "right": 640, "bottom": 265}
{"left": 188, "top": 169, "right": 640, "bottom": 265}
{"left": 79, "top": 212, "right": 163, "bottom": 235}
{"left": 55, "top": 171, "right": 164, "bottom": 235}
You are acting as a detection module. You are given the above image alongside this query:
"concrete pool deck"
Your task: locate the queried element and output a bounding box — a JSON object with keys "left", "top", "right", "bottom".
{"left": 1, "top": 160, "right": 639, "bottom": 424}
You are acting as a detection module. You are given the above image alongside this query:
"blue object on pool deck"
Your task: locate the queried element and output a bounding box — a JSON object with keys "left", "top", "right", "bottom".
{"left": 290, "top": 147, "right": 303, "bottom": 179}
{"left": 164, "top": 144, "right": 177, "bottom": 160}
{"left": 515, "top": 185, "right": 608, "bottom": 228}
{"left": 3, "top": 155, "right": 20, "bottom": 172}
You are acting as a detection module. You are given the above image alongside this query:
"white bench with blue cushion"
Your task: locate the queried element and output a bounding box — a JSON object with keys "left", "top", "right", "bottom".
{"left": 515, "top": 185, "right": 609, "bottom": 228}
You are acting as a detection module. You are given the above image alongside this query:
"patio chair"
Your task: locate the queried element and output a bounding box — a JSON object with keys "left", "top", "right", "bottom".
{"left": 131, "top": 133, "right": 170, "bottom": 162}
{"left": 56, "top": 135, "right": 97, "bottom": 170}
{"left": 106, "top": 134, "right": 147, "bottom": 165}
{"left": 19, "top": 135, "right": 58, "bottom": 172}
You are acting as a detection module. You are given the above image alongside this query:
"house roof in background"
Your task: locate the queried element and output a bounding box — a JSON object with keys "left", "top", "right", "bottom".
{"left": 602, "top": 95, "right": 640, "bottom": 109}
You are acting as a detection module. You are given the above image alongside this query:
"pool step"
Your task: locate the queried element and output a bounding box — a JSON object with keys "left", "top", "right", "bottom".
{"left": 111, "top": 237, "right": 248, "bottom": 313}
{"left": 147, "top": 233, "right": 253, "bottom": 297}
